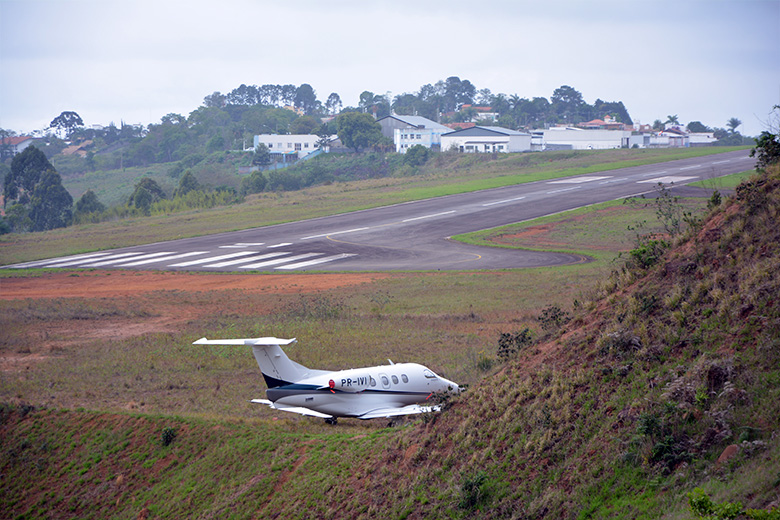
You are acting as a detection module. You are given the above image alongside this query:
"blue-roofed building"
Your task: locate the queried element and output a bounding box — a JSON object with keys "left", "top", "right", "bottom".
{"left": 440, "top": 126, "right": 532, "bottom": 153}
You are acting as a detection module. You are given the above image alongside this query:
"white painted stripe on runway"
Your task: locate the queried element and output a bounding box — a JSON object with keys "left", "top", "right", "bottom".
{"left": 12, "top": 252, "right": 113, "bottom": 268}
{"left": 301, "top": 228, "right": 369, "bottom": 240}
{"left": 547, "top": 176, "right": 611, "bottom": 184}
{"left": 267, "top": 243, "right": 293, "bottom": 248}
{"left": 639, "top": 170, "right": 667, "bottom": 177}
{"left": 51, "top": 252, "right": 146, "bottom": 267}
{"left": 169, "top": 251, "right": 258, "bottom": 267}
{"left": 240, "top": 253, "right": 322, "bottom": 269}
{"left": 599, "top": 177, "right": 628, "bottom": 184}
{"left": 679, "top": 164, "right": 702, "bottom": 171}
{"left": 219, "top": 242, "right": 265, "bottom": 248}
{"left": 546, "top": 186, "right": 581, "bottom": 194}
{"left": 402, "top": 210, "right": 456, "bottom": 222}
{"left": 118, "top": 251, "right": 208, "bottom": 267}
{"left": 83, "top": 252, "right": 174, "bottom": 267}
{"left": 638, "top": 176, "right": 698, "bottom": 184}
{"left": 276, "top": 253, "right": 357, "bottom": 270}
{"left": 204, "top": 252, "right": 289, "bottom": 268}
{"left": 712, "top": 160, "right": 731, "bottom": 164}
{"left": 483, "top": 196, "right": 526, "bottom": 207}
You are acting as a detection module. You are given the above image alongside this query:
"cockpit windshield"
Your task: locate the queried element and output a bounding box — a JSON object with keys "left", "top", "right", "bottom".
{"left": 423, "top": 369, "right": 437, "bottom": 379}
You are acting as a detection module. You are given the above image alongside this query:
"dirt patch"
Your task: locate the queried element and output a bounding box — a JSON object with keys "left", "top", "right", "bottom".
{"left": 0, "top": 271, "right": 394, "bottom": 300}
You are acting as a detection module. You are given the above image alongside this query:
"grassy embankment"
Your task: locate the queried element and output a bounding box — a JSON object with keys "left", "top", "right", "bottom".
{"left": 4, "top": 162, "right": 778, "bottom": 518}
{"left": 1, "top": 146, "right": 748, "bottom": 266}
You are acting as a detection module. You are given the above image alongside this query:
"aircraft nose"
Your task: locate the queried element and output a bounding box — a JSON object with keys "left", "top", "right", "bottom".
{"left": 442, "top": 378, "right": 461, "bottom": 394}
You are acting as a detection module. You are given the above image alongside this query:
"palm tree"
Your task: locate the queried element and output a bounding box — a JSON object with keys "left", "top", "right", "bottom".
{"left": 726, "top": 117, "right": 742, "bottom": 133}
{"left": 665, "top": 114, "right": 680, "bottom": 125}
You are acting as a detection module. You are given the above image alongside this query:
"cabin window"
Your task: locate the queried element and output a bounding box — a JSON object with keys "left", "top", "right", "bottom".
{"left": 401, "top": 374, "right": 408, "bottom": 383}
{"left": 370, "top": 376, "right": 376, "bottom": 387}
{"left": 392, "top": 375, "right": 399, "bottom": 385}
{"left": 381, "top": 375, "right": 389, "bottom": 386}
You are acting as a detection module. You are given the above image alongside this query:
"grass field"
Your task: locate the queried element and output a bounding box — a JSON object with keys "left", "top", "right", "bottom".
{"left": 4, "top": 160, "right": 775, "bottom": 519}
{"left": 1, "top": 146, "right": 748, "bottom": 266}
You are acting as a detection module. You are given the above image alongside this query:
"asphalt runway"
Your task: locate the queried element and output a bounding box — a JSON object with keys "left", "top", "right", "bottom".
{"left": 7, "top": 149, "right": 754, "bottom": 272}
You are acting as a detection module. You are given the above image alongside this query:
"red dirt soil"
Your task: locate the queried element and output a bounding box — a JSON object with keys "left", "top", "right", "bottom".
{"left": 0, "top": 271, "right": 394, "bottom": 300}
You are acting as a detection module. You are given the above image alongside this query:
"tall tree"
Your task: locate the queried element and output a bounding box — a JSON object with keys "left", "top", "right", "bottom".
{"left": 4, "top": 146, "right": 54, "bottom": 206}
{"left": 49, "top": 111, "right": 84, "bottom": 138}
{"left": 28, "top": 170, "right": 73, "bottom": 231}
{"left": 336, "top": 112, "right": 383, "bottom": 152}
{"left": 726, "top": 117, "right": 742, "bottom": 133}
{"left": 203, "top": 92, "right": 226, "bottom": 108}
{"left": 74, "top": 189, "right": 105, "bottom": 216}
{"left": 551, "top": 85, "right": 586, "bottom": 123}
{"left": 325, "top": 93, "right": 342, "bottom": 115}
{"left": 294, "top": 84, "right": 319, "bottom": 115}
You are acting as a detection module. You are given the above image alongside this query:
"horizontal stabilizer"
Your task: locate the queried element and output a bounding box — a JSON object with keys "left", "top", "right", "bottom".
{"left": 193, "top": 337, "right": 296, "bottom": 346}
{"left": 250, "top": 398, "right": 333, "bottom": 419}
{"left": 358, "top": 404, "right": 441, "bottom": 420}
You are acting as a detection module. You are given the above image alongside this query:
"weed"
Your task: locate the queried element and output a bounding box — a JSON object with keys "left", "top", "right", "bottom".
{"left": 458, "top": 471, "right": 490, "bottom": 510}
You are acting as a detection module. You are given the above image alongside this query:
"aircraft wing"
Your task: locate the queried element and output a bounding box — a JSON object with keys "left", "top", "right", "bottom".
{"left": 250, "top": 399, "right": 333, "bottom": 419}
{"left": 358, "top": 404, "right": 441, "bottom": 420}
{"left": 194, "top": 337, "right": 296, "bottom": 346}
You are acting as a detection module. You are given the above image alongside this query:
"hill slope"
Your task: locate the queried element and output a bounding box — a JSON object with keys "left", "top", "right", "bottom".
{"left": 2, "top": 167, "right": 779, "bottom": 519}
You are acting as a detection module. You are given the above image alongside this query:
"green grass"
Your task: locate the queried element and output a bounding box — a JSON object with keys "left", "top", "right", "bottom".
{"left": 1, "top": 146, "right": 749, "bottom": 265}
{"left": 2, "top": 150, "right": 777, "bottom": 520}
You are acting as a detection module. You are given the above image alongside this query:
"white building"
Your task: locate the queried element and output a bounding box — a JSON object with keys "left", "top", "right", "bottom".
{"left": 440, "top": 126, "right": 532, "bottom": 153}
{"left": 0, "top": 135, "right": 34, "bottom": 159}
{"left": 253, "top": 134, "right": 324, "bottom": 159}
{"left": 688, "top": 132, "right": 717, "bottom": 146}
{"left": 542, "top": 127, "right": 633, "bottom": 150}
{"left": 376, "top": 115, "right": 452, "bottom": 153}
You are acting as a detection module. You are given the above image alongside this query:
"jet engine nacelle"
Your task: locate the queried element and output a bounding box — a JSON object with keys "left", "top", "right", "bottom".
{"left": 327, "top": 372, "right": 372, "bottom": 393}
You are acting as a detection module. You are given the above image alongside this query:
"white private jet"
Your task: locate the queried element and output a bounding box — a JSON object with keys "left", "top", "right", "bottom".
{"left": 193, "top": 336, "right": 460, "bottom": 423}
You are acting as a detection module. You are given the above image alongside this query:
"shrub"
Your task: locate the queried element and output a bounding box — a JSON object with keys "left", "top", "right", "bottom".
{"left": 161, "top": 427, "right": 177, "bottom": 447}
{"left": 497, "top": 328, "right": 534, "bottom": 360}
{"left": 537, "top": 305, "right": 571, "bottom": 332}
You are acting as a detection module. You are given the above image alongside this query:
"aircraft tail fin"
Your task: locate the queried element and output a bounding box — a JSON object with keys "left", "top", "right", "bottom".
{"left": 193, "top": 337, "right": 317, "bottom": 388}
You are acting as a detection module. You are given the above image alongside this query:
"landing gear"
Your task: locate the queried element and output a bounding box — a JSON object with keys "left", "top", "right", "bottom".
{"left": 324, "top": 417, "right": 338, "bottom": 425}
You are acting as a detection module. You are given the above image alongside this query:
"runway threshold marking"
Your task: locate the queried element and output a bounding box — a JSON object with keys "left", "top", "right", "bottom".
{"left": 9, "top": 252, "right": 113, "bottom": 268}
{"left": 50, "top": 251, "right": 145, "bottom": 267}
{"left": 204, "top": 252, "right": 289, "bottom": 268}
{"left": 118, "top": 251, "right": 208, "bottom": 267}
{"left": 240, "top": 253, "right": 322, "bottom": 269}
{"left": 169, "top": 251, "right": 258, "bottom": 267}
{"left": 276, "top": 253, "right": 357, "bottom": 270}
{"left": 83, "top": 252, "right": 175, "bottom": 267}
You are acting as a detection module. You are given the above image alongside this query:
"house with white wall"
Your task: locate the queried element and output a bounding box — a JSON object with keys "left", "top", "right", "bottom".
{"left": 0, "top": 135, "right": 34, "bottom": 159}
{"left": 376, "top": 115, "right": 451, "bottom": 153}
{"left": 542, "top": 127, "right": 633, "bottom": 150}
{"left": 253, "top": 134, "right": 324, "bottom": 159}
{"left": 440, "top": 126, "right": 532, "bottom": 153}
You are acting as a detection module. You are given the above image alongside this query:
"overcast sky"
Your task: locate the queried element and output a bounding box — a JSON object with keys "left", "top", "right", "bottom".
{"left": 2, "top": 0, "right": 779, "bottom": 137}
